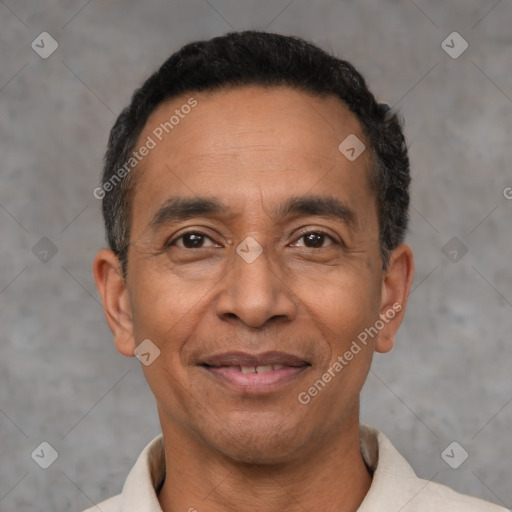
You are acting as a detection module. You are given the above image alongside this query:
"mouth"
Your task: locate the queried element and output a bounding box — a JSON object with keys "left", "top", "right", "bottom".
{"left": 200, "top": 351, "right": 311, "bottom": 394}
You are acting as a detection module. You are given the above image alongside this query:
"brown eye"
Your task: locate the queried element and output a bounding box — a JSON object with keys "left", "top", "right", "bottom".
{"left": 167, "top": 232, "right": 219, "bottom": 249}
{"left": 303, "top": 232, "right": 327, "bottom": 248}
{"left": 182, "top": 233, "right": 206, "bottom": 248}
{"left": 292, "top": 231, "right": 336, "bottom": 249}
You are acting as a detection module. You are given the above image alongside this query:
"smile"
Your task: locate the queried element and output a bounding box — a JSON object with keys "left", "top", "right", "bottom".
{"left": 200, "top": 351, "right": 310, "bottom": 393}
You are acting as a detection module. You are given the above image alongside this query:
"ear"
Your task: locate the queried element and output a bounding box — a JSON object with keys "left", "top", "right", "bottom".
{"left": 375, "top": 244, "right": 414, "bottom": 354}
{"left": 93, "top": 249, "right": 136, "bottom": 357}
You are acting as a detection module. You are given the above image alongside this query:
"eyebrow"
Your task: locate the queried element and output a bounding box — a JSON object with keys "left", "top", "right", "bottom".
{"left": 276, "top": 195, "right": 356, "bottom": 226}
{"left": 149, "top": 194, "right": 357, "bottom": 230}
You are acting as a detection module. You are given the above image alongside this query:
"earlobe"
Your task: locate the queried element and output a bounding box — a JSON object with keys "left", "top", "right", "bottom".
{"left": 93, "top": 249, "right": 136, "bottom": 357}
{"left": 375, "top": 244, "right": 414, "bottom": 354}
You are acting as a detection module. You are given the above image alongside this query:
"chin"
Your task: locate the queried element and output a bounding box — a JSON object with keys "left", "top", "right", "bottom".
{"left": 207, "top": 417, "right": 308, "bottom": 465}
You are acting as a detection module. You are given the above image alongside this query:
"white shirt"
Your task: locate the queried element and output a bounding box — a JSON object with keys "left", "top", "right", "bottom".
{"left": 82, "top": 425, "right": 507, "bottom": 511}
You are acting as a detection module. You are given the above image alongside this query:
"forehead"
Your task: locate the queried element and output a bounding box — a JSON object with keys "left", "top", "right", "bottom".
{"left": 131, "top": 85, "right": 374, "bottom": 228}
{"left": 141, "top": 85, "right": 366, "bottom": 162}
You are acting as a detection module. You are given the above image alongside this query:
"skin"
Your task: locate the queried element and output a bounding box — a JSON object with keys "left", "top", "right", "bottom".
{"left": 94, "top": 85, "right": 414, "bottom": 512}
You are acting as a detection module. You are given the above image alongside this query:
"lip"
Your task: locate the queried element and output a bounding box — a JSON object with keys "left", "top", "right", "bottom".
{"left": 200, "top": 351, "right": 310, "bottom": 394}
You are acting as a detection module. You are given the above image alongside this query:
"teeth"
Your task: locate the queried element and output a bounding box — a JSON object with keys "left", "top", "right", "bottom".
{"left": 238, "top": 365, "right": 285, "bottom": 373}
{"left": 256, "top": 365, "right": 273, "bottom": 373}
{"left": 213, "top": 364, "right": 289, "bottom": 373}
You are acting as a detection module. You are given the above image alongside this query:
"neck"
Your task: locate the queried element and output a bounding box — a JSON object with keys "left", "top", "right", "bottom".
{"left": 157, "top": 414, "right": 372, "bottom": 512}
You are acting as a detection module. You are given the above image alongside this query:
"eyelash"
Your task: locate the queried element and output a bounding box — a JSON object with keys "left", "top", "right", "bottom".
{"left": 165, "top": 229, "right": 339, "bottom": 249}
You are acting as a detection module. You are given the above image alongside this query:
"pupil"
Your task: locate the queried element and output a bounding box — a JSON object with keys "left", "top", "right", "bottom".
{"left": 305, "top": 233, "right": 323, "bottom": 247}
{"left": 184, "top": 233, "right": 203, "bottom": 248}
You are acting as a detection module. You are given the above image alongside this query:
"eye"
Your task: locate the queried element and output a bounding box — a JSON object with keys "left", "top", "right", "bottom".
{"left": 166, "top": 231, "right": 220, "bottom": 249}
{"left": 291, "top": 230, "right": 337, "bottom": 249}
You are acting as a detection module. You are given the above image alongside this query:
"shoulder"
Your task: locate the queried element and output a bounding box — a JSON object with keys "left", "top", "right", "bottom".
{"left": 79, "top": 435, "right": 165, "bottom": 512}
{"left": 410, "top": 477, "right": 508, "bottom": 511}
{"left": 81, "top": 494, "right": 121, "bottom": 512}
{"left": 359, "top": 425, "right": 508, "bottom": 512}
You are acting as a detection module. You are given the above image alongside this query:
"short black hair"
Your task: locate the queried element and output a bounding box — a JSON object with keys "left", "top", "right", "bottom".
{"left": 99, "top": 30, "right": 410, "bottom": 276}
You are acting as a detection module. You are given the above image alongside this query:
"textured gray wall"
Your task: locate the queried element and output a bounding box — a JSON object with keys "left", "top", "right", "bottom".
{"left": 1, "top": 1, "right": 511, "bottom": 511}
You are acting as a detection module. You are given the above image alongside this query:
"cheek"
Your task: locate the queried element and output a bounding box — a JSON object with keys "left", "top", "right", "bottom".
{"left": 129, "top": 272, "right": 202, "bottom": 416}
{"left": 298, "top": 276, "right": 379, "bottom": 412}
{"left": 292, "top": 268, "right": 382, "bottom": 397}
{"left": 292, "top": 265, "right": 381, "bottom": 337}
{"left": 127, "top": 265, "right": 212, "bottom": 343}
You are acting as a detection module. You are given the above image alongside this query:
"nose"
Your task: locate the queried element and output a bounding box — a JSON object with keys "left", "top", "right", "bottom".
{"left": 214, "top": 243, "right": 298, "bottom": 329}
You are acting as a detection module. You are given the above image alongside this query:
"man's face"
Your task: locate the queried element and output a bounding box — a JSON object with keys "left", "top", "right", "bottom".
{"left": 120, "top": 86, "right": 391, "bottom": 463}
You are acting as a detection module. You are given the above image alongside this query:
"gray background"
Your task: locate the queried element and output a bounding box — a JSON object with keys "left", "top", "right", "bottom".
{"left": 1, "top": 1, "right": 511, "bottom": 511}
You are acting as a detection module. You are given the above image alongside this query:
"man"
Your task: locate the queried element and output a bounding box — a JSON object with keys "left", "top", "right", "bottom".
{"left": 89, "top": 31, "right": 506, "bottom": 511}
